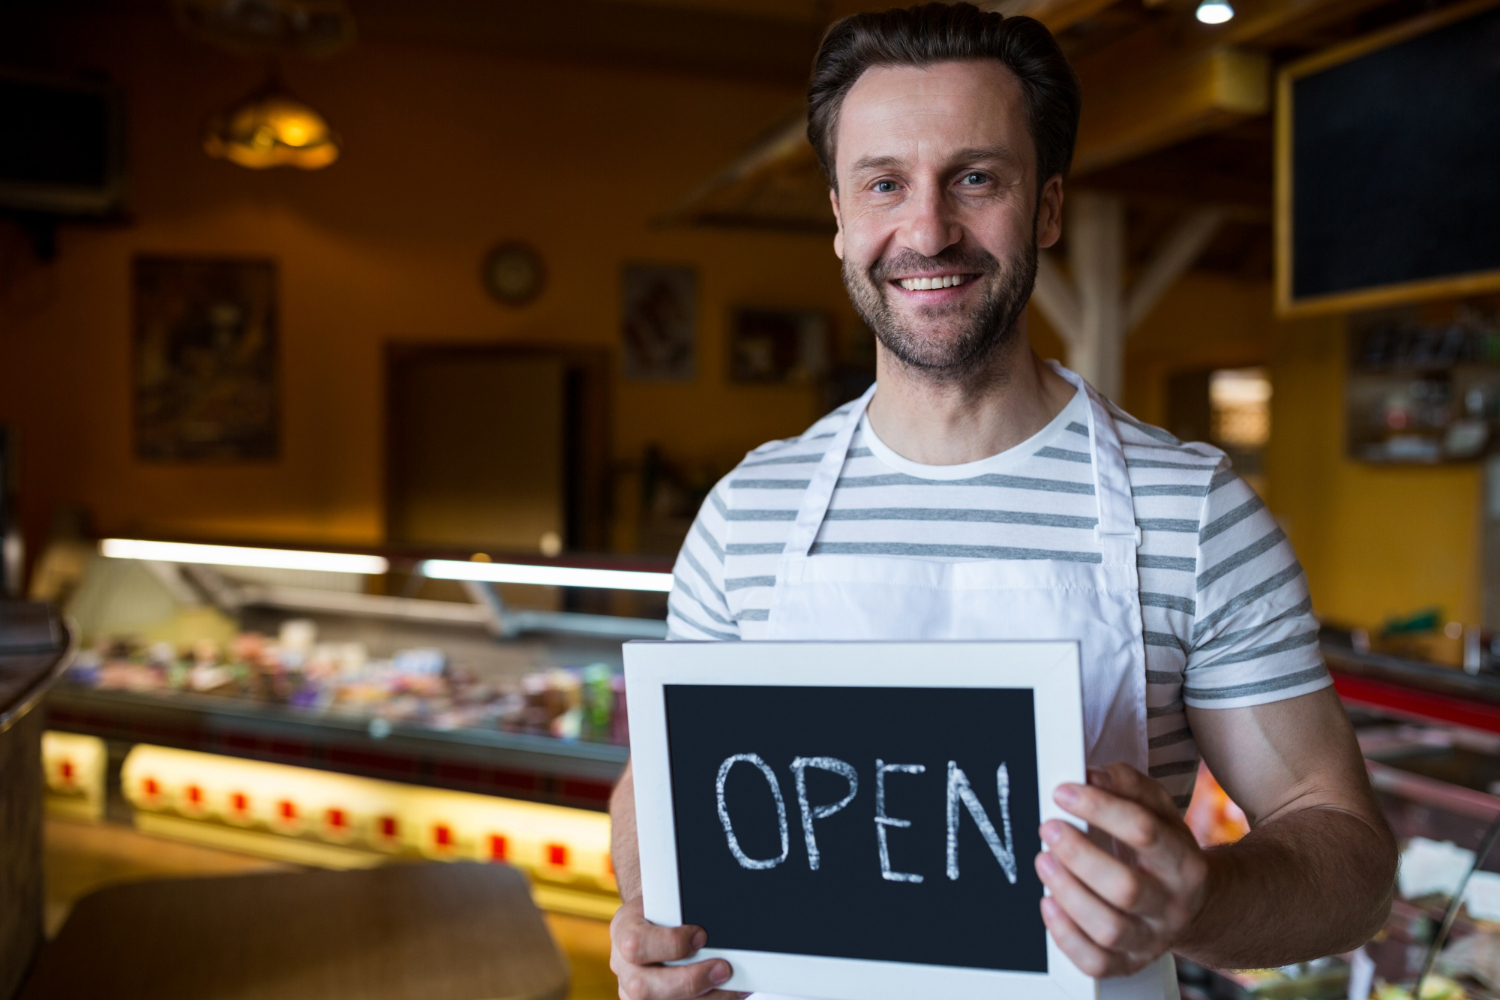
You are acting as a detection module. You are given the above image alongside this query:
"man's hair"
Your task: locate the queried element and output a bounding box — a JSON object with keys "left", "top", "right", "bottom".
{"left": 806, "top": 2, "right": 1081, "bottom": 192}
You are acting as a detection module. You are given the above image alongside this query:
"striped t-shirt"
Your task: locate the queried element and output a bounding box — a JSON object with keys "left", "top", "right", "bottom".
{"left": 666, "top": 386, "right": 1330, "bottom": 809}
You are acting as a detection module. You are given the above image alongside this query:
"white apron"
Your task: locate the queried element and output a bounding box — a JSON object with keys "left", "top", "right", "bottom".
{"left": 751, "top": 364, "right": 1177, "bottom": 1000}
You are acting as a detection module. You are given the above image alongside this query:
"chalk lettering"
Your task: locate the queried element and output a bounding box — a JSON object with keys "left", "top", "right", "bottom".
{"left": 716, "top": 753, "right": 790, "bottom": 870}
{"left": 790, "top": 756, "right": 859, "bottom": 870}
{"left": 946, "top": 761, "right": 1017, "bottom": 883}
{"left": 874, "top": 759, "right": 926, "bottom": 883}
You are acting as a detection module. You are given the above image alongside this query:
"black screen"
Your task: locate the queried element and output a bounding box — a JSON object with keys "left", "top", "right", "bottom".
{"left": 0, "top": 78, "right": 110, "bottom": 187}
{"left": 1291, "top": 8, "right": 1500, "bottom": 300}
{"left": 664, "top": 684, "right": 1046, "bottom": 972}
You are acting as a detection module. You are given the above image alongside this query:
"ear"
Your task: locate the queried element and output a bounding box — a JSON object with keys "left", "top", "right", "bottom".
{"left": 829, "top": 188, "right": 845, "bottom": 260}
{"left": 1036, "top": 174, "right": 1065, "bottom": 249}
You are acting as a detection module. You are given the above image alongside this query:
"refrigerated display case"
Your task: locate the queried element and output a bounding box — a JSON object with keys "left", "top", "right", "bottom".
{"left": 41, "top": 539, "right": 672, "bottom": 811}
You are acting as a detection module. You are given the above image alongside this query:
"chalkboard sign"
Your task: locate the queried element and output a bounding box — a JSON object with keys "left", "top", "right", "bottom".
{"left": 1275, "top": 0, "right": 1500, "bottom": 316}
{"left": 625, "top": 641, "right": 1092, "bottom": 1000}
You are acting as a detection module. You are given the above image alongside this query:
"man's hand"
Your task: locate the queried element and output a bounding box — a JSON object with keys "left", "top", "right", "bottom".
{"left": 609, "top": 897, "right": 746, "bottom": 1000}
{"left": 1034, "top": 762, "right": 1209, "bottom": 978}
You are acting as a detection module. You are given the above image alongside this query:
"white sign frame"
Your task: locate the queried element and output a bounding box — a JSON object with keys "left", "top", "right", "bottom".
{"left": 624, "top": 639, "right": 1094, "bottom": 1000}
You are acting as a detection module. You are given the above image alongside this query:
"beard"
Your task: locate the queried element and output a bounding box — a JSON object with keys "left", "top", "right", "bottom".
{"left": 843, "top": 236, "right": 1038, "bottom": 383}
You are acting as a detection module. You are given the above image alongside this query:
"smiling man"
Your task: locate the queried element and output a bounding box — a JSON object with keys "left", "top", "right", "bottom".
{"left": 607, "top": 5, "right": 1396, "bottom": 1000}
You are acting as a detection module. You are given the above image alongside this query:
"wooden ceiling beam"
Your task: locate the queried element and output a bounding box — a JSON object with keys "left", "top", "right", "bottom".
{"left": 983, "top": 0, "right": 1126, "bottom": 33}
{"left": 1073, "top": 46, "right": 1269, "bottom": 174}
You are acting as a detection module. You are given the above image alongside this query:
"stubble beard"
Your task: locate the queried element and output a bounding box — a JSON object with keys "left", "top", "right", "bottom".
{"left": 843, "top": 236, "right": 1039, "bottom": 386}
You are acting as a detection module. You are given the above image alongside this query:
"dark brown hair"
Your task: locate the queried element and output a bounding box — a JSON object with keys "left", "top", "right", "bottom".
{"left": 806, "top": 3, "right": 1081, "bottom": 192}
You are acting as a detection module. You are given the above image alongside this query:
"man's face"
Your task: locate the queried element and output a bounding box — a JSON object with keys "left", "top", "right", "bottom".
{"left": 830, "top": 60, "right": 1063, "bottom": 378}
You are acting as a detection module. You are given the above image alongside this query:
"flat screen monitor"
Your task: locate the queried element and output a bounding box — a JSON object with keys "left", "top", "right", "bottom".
{"left": 0, "top": 69, "right": 125, "bottom": 216}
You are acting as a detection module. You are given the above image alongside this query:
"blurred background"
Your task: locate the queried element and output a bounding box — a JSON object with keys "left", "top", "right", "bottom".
{"left": 0, "top": 0, "right": 1498, "bottom": 997}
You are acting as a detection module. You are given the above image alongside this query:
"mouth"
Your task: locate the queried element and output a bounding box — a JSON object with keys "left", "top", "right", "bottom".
{"left": 890, "top": 273, "right": 978, "bottom": 292}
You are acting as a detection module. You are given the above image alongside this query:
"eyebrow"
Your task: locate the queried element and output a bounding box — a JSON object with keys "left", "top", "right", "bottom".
{"left": 849, "top": 145, "right": 1025, "bottom": 175}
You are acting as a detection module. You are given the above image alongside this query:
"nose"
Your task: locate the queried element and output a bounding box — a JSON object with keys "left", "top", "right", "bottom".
{"left": 901, "top": 180, "right": 962, "bottom": 259}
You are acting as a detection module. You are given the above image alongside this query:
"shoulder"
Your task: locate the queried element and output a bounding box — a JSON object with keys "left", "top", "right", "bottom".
{"left": 717, "top": 400, "right": 858, "bottom": 500}
{"left": 1103, "top": 401, "right": 1227, "bottom": 500}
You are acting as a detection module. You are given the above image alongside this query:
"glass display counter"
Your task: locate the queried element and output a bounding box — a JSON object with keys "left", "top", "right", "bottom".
{"left": 41, "top": 538, "right": 672, "bottom": 809}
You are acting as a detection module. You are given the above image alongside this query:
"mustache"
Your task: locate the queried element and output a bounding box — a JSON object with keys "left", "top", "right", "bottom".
{"left": 869, "top": 246, "right": 1002, "bottom": 282}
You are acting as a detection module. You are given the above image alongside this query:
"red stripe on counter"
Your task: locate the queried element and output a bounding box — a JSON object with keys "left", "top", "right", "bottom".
{"left": 1332, "top": 670, "right": 1500, "bottom": 734}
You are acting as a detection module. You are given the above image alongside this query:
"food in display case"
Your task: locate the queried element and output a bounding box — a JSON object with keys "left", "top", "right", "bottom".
{"left": 64, "top": 617, "right": 629, "bottom": 744}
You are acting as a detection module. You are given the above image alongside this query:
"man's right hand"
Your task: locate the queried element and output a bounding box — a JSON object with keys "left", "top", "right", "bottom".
{"left": 609, "top": 897, "right": 745, "bottom": 1000}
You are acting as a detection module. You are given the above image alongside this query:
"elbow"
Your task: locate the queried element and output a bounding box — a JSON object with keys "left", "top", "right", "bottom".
{"left": 1336, "top": 817, "right": 1399, "bottom": 954}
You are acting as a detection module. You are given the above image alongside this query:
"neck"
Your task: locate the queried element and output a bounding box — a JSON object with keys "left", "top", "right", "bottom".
{"left": 864, "top": 315, "right": 1076, "bottom": 466}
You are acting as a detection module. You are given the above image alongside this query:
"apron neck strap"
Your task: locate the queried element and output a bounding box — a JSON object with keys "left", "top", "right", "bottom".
{"left": 1048, "top": 362, "right": 1140, "bottom": 562}
{"left": 781, "top": 383, "right": 876, "bottom": 561}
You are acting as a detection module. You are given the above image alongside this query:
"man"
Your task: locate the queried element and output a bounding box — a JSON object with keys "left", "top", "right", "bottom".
{"left": 609, "top": 6, "right": 1396, "bottom": 999}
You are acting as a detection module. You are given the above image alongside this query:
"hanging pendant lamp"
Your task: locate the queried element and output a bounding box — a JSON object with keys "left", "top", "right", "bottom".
{"left": 204, "top": 70, "right": 340, "bottom": 170}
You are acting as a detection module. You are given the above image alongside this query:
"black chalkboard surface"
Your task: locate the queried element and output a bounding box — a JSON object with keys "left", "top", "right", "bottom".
{"left": 1277, "top": 0, "right": 1500, "bottom": 314}
{"left": 666, "top": 683, "right": 1046, "bottom": 972}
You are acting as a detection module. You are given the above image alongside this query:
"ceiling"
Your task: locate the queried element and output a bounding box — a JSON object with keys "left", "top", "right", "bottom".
{"left": 628, "top": 0, "right": 1473, "bottom": 280}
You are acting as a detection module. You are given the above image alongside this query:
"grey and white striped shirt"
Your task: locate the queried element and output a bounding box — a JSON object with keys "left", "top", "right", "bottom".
{"left": 666, "top": 387, "right": 1330, "bottom": 809}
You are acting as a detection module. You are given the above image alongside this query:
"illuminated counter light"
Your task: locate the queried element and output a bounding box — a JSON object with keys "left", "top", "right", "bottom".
{"left": 100, "top": 539, "right": 389, "bottom": 576}
{"left": 421, "top": 558, "right": 673, "bottom": 593}
{"left": 42, "top": 731, "right": 108, "bottom": 822}
{"left": 120, "top": 746, "right": 616, "bottom": 916}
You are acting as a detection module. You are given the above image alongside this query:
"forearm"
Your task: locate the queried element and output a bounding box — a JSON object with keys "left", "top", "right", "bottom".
{"left": 610, "top": 761, "right": 643, "bottom": 902}
{"left": 1174, "top": 804, "right": 1396, "bottom": 970}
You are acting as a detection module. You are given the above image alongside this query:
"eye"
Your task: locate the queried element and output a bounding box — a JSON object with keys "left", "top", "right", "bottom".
{"left": 960, "top": 171, "right": 990, "bottom": 185}
{"left": 873, "top": 180, "right": 899, "bottom": 194}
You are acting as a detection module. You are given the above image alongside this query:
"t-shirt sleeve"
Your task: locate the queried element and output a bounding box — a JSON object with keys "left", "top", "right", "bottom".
{"left": 1182, "top": 458, "right": 1331, "bottom": 709}
{"left": 666, "top": 477, "right": 740, "bottom": 641}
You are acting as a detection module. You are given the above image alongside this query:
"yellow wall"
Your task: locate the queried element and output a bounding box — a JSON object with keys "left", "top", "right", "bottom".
{"left": 0, "top": 10, "right": 855, "bottom": 552}
{"left": 1267, "top": 312, "right": 1482, "bottom": 630}
{"left": 1111, "top": 273, "right": 1481, "bottom": 630}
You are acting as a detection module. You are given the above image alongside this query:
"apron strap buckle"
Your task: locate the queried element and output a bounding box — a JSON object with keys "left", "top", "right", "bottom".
{"left": 1094, "top": 524, "right": 1143, "bottom": 547}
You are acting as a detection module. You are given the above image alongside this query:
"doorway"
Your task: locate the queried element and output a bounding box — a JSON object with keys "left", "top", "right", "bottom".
{"left": 384, "top": 344, "right": 611, "bottom": 555}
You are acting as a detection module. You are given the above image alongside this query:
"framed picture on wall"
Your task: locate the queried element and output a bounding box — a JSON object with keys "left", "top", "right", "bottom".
{"left": 729, "top": 307, "right": 830, "bottom": 384}
{"left": 621, "top": 263, "right": 697, "bottom": 382}
{"left": 133, "top": 256, "right": 279, "bottom": 461}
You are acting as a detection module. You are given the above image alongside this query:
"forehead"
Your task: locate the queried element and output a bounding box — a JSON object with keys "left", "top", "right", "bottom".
{"left": 834, "top": 60, "right": 1032, "bottom": 175}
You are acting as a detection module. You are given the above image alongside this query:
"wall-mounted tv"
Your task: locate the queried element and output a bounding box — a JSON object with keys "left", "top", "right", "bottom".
{"left": 1275, "top": 0, "right": 1500, "bottom": 317}
{"left": 0, "top": 68, "right": 125, "bottom": 217}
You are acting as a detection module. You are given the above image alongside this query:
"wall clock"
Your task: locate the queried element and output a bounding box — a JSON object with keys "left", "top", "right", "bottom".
{"left": 482, "top": 242, "right": 545, "bottom": 307}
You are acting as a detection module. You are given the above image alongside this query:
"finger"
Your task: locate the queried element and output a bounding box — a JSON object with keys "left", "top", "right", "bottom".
{"left": 1094, "top": 763, "right": 1183, "bottom": 823}
{"left": 1053, "top": 783, "right": 1186, "bottom": 866}
{"left": 618, "top": 958, "right": 733, "bottom": 1000}
{"left": 1040, "top": 821, "right": 1167, "bottom": 915}
{"left": 1040, "top": 895, "right": 1130, "bottom": 979}
{"left": 611, "top": 906, "right": 708, "bottom": 966}
{"left": 1035, "top": 850, "right": 1157, "bottom": 952}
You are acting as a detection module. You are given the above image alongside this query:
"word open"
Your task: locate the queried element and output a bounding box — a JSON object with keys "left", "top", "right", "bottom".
{"left": 714, "top": 754, "right": 1018, "bottom": 884}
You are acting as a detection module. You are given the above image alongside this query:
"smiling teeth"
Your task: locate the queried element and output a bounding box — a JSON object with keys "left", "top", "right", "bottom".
{"left": 899, "top": 274, "right": 970, "bottom": 290}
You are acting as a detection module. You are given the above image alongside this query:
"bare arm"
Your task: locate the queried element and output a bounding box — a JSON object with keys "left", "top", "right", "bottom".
{"left": 1178, "top": 687, "right": 1396, "bottom": 967}
{"left": 611, "top": 760, "right": 643, "bottom": 901}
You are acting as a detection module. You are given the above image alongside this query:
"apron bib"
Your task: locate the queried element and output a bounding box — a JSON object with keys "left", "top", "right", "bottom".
{"left": 752, "top": 364, "right": 1176, "bottom": 1000}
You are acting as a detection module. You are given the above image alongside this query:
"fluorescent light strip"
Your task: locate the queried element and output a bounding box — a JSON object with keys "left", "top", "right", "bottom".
{"left": 421, "top": 558, "right": 674, "bottom": 593}
{"left": 100, "top": 539, "right": 389, "bottom": 576}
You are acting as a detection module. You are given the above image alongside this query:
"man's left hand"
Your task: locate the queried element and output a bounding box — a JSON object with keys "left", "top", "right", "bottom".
{"left": 1035, "top": 762, "right": 1210, "bottom": 978}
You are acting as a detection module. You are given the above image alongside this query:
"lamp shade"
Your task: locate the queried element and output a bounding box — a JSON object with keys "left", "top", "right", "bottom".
{"left": 204, "top": 80, "right": 339, "bottom": 169}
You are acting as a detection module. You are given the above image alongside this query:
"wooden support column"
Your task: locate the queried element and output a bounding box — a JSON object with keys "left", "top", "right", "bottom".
{"left": 1068, "top": 193, "right": 1128, "bottom": 400}
{"left": 1030, "top": 198, "right": 1226, "bottom": 400}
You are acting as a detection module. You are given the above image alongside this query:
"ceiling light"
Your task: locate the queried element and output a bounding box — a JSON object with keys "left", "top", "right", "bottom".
{"left": 101, "top": 539, "right": 387, "bottom": 575}
{"left": 204, "top": 75, "right": 339, "bottom": 170}
{"left": 1195, "top": 0, "right": 1234, "bottom": 23}
{"left": 421, "top": 559, "right": 674, "bottom": 593}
